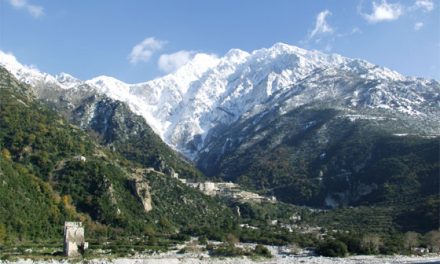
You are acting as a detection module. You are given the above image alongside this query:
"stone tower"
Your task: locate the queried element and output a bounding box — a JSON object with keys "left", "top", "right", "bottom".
{"left": 63, "top": 222, "right": 88, "bottom": 257}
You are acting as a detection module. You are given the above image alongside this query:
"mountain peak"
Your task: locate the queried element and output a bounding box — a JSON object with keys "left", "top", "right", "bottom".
{"left": 56, "top": 72, "right": 77, "bottom": 80}
{"left": 56, "top": 72, "right": 82, "bottom": 89}
{"left": 179, "top": 53, "right": 220, "bottom": 75}
{"left": 89, "top": 75, "right": 127, "bottom": 85}
{"left": 86, "top": 75, "right": 130, "bottom": 100}
{"left": 254, "top": 42, "right": 321, "bottom": 59}
{"left": 0, "top": 50, "right": 61, "bottom": 87}
{"left": 224, "top": 48, "right": 250, "bottom": 63}
{"left": 270, "top": 42, "right": 309, "bottom": 54}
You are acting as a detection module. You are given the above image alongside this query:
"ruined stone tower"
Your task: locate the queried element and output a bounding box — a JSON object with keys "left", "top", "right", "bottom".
{"left": 63, "top": 222, "right": 88, "bottom": 257}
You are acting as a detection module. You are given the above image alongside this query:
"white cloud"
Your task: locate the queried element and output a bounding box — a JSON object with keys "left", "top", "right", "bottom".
{"left": 158, "top": 50, "right": 194, "bottom": 73}
{"left": 309, "top": 10, "right": 334, "bottom": 39}
{"left": 7, "top": 0, "right": 44, "bottom": 18}
{"left": 362, "top": 0, "right": 403, "bottom": 23}
{"left": 414, "top": 0, "right": 434, "bottom": 12}
{"left": 414, "top": 22, "right": 424, "bottom": 30}
{"left": 128, "top": 37, "right": 165, "bottom": 65}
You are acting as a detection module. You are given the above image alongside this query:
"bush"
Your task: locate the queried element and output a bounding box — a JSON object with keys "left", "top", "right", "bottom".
{"left": 178, "top": 241, "right": 201, "bottom": 254}
{"left": 253, "top": 244, "right": 272, "bottom": 258}
{"left": 198, "top": 235, "right": 208, "bottom": 245}
{"left": 211, "top": 243, "right": 244, "bottom": 257}
{"left": 317, "top": 239, "right": 348, "bottom": 257}
{"left": 206, "top": 243, "right": 215, "bottom": 251}
{"left": 171, "top": 233, "right": 190, "bottom": 242}
{"left": 225, "top": 233, "right": 239, "bottom": 246}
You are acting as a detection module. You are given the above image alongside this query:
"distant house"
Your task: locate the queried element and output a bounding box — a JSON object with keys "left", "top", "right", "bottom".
{"left": 413, "top": 247, "right": 429, "bottom": 255}
{"left": 64, "top": 222, "right": 88, "bottom": 257}
{"left": 73, "top": 155, "right": 86, "bottom": 162}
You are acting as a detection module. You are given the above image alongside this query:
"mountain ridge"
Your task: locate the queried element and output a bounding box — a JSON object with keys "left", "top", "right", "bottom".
{"left": 1, "top": 43, "right": 438, "bottom": 160}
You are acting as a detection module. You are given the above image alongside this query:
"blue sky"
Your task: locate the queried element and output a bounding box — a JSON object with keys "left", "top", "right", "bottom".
{"left": 0, "top": 0, "right": 438, "bottom": 83}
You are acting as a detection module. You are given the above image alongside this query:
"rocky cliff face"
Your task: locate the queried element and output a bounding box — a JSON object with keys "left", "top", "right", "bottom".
{"left": 72, "top": 95, "right": 147, "bottom": 144}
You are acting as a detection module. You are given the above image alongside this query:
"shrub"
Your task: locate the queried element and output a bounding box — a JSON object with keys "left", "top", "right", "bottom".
{"left": 206, "top": 243, "right": 215, "bottom": 251}
{"left": 225, "top": 233, "right": 239, "bottom": 246}
{"left": 317, "top": 239, "right": 348, "bottom": 257}
{"left": 253, "top": 244, "right": 272, "bottom": 258}
{"left": 211, "top": 243, "right": 244, "bottom": 257}
{"left": 198, "top": 235, "right": 208, "bottom": 245}
{"left": 179, "top": 240, "right": 201, "bottom": 254}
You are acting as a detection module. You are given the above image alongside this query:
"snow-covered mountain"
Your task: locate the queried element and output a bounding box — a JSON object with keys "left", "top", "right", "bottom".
{"left": 1, "top": 43, "right": 439, "bottom": 159}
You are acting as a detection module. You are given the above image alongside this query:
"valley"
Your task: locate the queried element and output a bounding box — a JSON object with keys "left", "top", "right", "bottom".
{"left": 0, "top": 42, "right": 439, "bottom": 263}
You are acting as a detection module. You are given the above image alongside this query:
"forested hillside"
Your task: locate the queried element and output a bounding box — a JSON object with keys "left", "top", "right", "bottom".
{"left": 0, "top": 67, "right": 234, "bottom": 243}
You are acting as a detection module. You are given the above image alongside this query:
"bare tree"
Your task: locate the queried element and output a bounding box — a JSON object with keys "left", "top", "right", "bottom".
{"left": 361, "top": 234, "right": 382, "bottom": 254}
{"left": 424, "top": 230, "right": 440, "bottom": 253}
{"left": 403, "top": 232, "right": 420, "bottom": 251}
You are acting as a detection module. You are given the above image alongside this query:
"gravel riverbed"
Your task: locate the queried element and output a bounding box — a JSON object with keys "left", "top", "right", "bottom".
{"left": 2, "top": 254, "right": 439, "bottom": 264}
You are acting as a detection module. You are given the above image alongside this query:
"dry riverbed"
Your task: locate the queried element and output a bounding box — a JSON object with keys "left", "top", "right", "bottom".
{"left": 2, "top": 255, "right": 440, "bottom": 264}
{"left": 1, "top": 240, "right": 438, "bottom": 264}
{"left": 2, "top": 247, "right": 440, "bottom": 264}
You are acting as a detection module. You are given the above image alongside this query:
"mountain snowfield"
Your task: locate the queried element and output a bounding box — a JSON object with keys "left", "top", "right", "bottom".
{"left": 1, "top": 43, "right": 439, "bottom": 158}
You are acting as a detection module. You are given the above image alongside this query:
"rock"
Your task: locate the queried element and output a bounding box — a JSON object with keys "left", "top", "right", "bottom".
{"left": 129, "top": 177, "right": 153, "bottom": 213}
